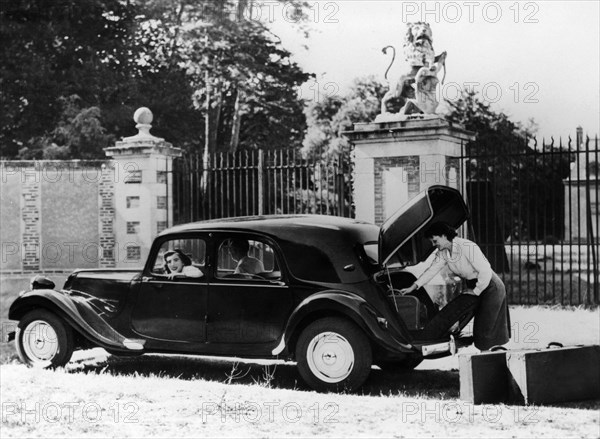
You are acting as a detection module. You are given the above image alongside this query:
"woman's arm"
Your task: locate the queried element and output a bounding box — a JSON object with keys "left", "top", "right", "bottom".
{"left": 182, "top": 265, "right": 204, "bottom": 278}
{"left": 468, "top": 243, "right": 492, "bottom": 295}
{"left": 399, "top": 251, "right": 446, "bottom": 294}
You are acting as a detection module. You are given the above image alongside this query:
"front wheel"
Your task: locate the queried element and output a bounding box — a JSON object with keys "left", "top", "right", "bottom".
{"left": 296, "top": 317, "right": 372, "bottom": 392}
{"left": 16, "top": 310, "right": 74, "bottom": 368}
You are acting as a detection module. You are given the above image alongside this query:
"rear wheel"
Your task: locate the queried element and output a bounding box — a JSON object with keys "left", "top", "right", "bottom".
{"left": 16, "top": 310, "right": 74, "bottom": 368}
{"left": 296, "top": 317, "right": 372, "bottom": 392}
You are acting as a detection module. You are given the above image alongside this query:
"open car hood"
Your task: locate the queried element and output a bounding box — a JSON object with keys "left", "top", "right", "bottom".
{"left": 379, "top": 185, "right": 469, "bottom": 266}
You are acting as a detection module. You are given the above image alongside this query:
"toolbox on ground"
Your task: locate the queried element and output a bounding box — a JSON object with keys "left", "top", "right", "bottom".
{"left": 459, "top": 344, "right": 600, "bottom": 405}
{"left": 459, "top": 348, "right": 510, "bottom": 404}
{"left": 506, "top": 344, "right": 600, "bottom": 405}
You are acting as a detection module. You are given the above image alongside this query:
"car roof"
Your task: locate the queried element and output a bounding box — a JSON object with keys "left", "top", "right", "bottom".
{"left": 161, "top": 214, "right": 377, "bottom": 237}
{"left": 160, "top": 215, "right": 380, "bottom": 284}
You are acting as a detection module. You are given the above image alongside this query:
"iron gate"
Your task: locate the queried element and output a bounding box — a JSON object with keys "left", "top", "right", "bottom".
{"left": 173, "top": 148, "right": 354, "bottom": 224}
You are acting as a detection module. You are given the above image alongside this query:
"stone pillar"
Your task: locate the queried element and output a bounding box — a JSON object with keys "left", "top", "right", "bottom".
{"left": 104, "top": 108, "right": 182, "bottom": 268}
{"left": 98, "top": 164, "right": 117, "bottom": 268}
{"left": 344, "top": 116, "right": 475, "bottom": 225}
{"left": 21, "top": 166, "right": 42, "bottom": 271}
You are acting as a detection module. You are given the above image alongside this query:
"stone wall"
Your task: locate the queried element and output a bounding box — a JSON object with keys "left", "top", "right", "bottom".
{"left": 1, "top": 109, "right": 181, "bottom": 277}
{"left": 0, "top": 161, "right": 117, "bottom": 274}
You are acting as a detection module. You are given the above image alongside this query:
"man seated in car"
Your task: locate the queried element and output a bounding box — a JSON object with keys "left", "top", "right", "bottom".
{"left": 228, "top": 239, "right": 265, "bottom": 275}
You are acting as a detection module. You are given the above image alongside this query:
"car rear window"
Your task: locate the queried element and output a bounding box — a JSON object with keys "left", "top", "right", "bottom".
{"left": 278, "top": 241, "right": 341, "bottom": 283}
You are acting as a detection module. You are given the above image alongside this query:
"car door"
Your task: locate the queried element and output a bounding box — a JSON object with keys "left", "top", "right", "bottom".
{"left": 131, "top": 236, "right": 208, "bottom": 343}
{"left": 207, "top": 235, "right": 293, "bottom": 345}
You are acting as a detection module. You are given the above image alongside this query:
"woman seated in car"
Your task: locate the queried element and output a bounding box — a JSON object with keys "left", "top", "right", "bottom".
{"left": 163, "top": 249, "right": 203, "bottom": 279}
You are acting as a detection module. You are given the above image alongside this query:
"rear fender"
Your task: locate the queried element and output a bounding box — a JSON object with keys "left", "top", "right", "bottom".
{"left": 273, "top": 290, "right": 414, "bottom": 357}
{"left": 8, "top": 290, "right": 144, "bottom": 351}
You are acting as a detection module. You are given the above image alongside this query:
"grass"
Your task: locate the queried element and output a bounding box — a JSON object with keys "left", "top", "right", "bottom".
{"left": 1, "top": 275, "right": 599, "bottom": 437}
{"left": 1, "top": 353, "right": 599, "bottom": 438}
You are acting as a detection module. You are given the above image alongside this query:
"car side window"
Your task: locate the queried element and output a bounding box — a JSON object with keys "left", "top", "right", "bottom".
{"left": 216, "top": 238, "right": 281, "bottom": 280}
{"left": 152, "top": 238, "right": 206, "bottom": 278}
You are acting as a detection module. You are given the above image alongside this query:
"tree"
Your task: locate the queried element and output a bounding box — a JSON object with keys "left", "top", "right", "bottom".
{"left": 302, "top": 76, "right": 387, "bottom": 159}
{"left": 0, "top": 0, "right": 313, "bottom": 158}
{"left": 0, "top": 0, "right": 139, "bottom": 158}
{"left": 446, "top": 91, "right": 571, "bottom": 241}
{"left": 299, "top": 76, "right": 387, "bottom": 218}
{"left": 18, "top": 95, "right": 113, "bottom": 159}
{"left": 145, "top": 0, "right": 312, "bottom": 153}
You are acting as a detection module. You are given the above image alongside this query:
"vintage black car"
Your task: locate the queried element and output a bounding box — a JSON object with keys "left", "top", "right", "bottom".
{"left": 8, "top": 185, "right": 480, "bottom": 391}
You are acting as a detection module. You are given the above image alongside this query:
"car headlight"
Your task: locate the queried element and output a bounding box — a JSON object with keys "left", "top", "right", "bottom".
{"left": 30, "top": 275, "right": 55, "bottom": 290}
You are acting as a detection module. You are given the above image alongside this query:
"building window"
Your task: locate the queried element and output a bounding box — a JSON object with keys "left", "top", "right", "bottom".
{"left": 157, "top": 196, "right": 167, "bottom": 209}
{"left": 127, "top": 246, "right": 141, "bottom": 260}
{"left": 126, "top": 196, "right": 140, "bottom": 208}
{"left": 125, "top": 170, "right": 142, "bottom": 184}
{"left": 127, "top": 221, "right": 140, "bottom": 234}
{"left": 157, "top": 171, "right": 168, "bottom": 184}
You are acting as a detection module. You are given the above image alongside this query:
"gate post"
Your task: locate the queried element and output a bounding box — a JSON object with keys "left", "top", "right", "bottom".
{"left": 344, "top": 116, "right": 474, "bottom": 225}
{"left": 104, "top": 108, "right": 182, "bottom": 268}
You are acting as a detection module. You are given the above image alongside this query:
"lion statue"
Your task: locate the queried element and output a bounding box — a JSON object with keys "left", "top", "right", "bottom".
{"left": 380, "top": 22, "right": 447, "bottom": 116}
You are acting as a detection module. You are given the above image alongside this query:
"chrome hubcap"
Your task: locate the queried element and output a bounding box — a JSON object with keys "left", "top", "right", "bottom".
{"left": 22, "top": 320, "right": 58, "bottom": 366}
{"left": 306, "top": 332, "right": 354, "bottom": 383}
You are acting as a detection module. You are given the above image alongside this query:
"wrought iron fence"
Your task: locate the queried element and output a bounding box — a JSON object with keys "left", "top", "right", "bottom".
{"left": 172, "top": 134, "right": 599, "bottom": 306}
{"left": 172, "top": 148, "right": 354, "bottom": 225}
{"left": 461, "top": 134, "right": 599, "bottom": 306}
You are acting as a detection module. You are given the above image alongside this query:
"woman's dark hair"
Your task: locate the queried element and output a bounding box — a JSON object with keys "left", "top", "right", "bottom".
{"left": 424, "top": 222, "right": 457, "bottom": 240}
{"left": 163, "top": 248, "right": 192, "bottom": 273}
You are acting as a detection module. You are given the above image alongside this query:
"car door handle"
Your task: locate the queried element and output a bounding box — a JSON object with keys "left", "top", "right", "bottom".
{"left": 269, "top": 280, "right": 286, "bottom": 286}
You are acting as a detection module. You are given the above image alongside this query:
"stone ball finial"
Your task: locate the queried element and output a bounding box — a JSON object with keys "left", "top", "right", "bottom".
{"left": 114, "top": 106, "right": 167, "bottom": 143}
{"left": 131, "top": 107, "right": 156, "bottom": 139}
{"left": 134, "top": 107, "right": 153, "bottom": 125}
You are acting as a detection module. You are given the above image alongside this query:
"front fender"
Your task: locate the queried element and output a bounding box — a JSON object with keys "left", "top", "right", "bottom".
{"left": 8, "top": 290, "right": 144, "bottom": 351}
{"left": 273, "top": 290, "right": 414, "bottom": 357}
